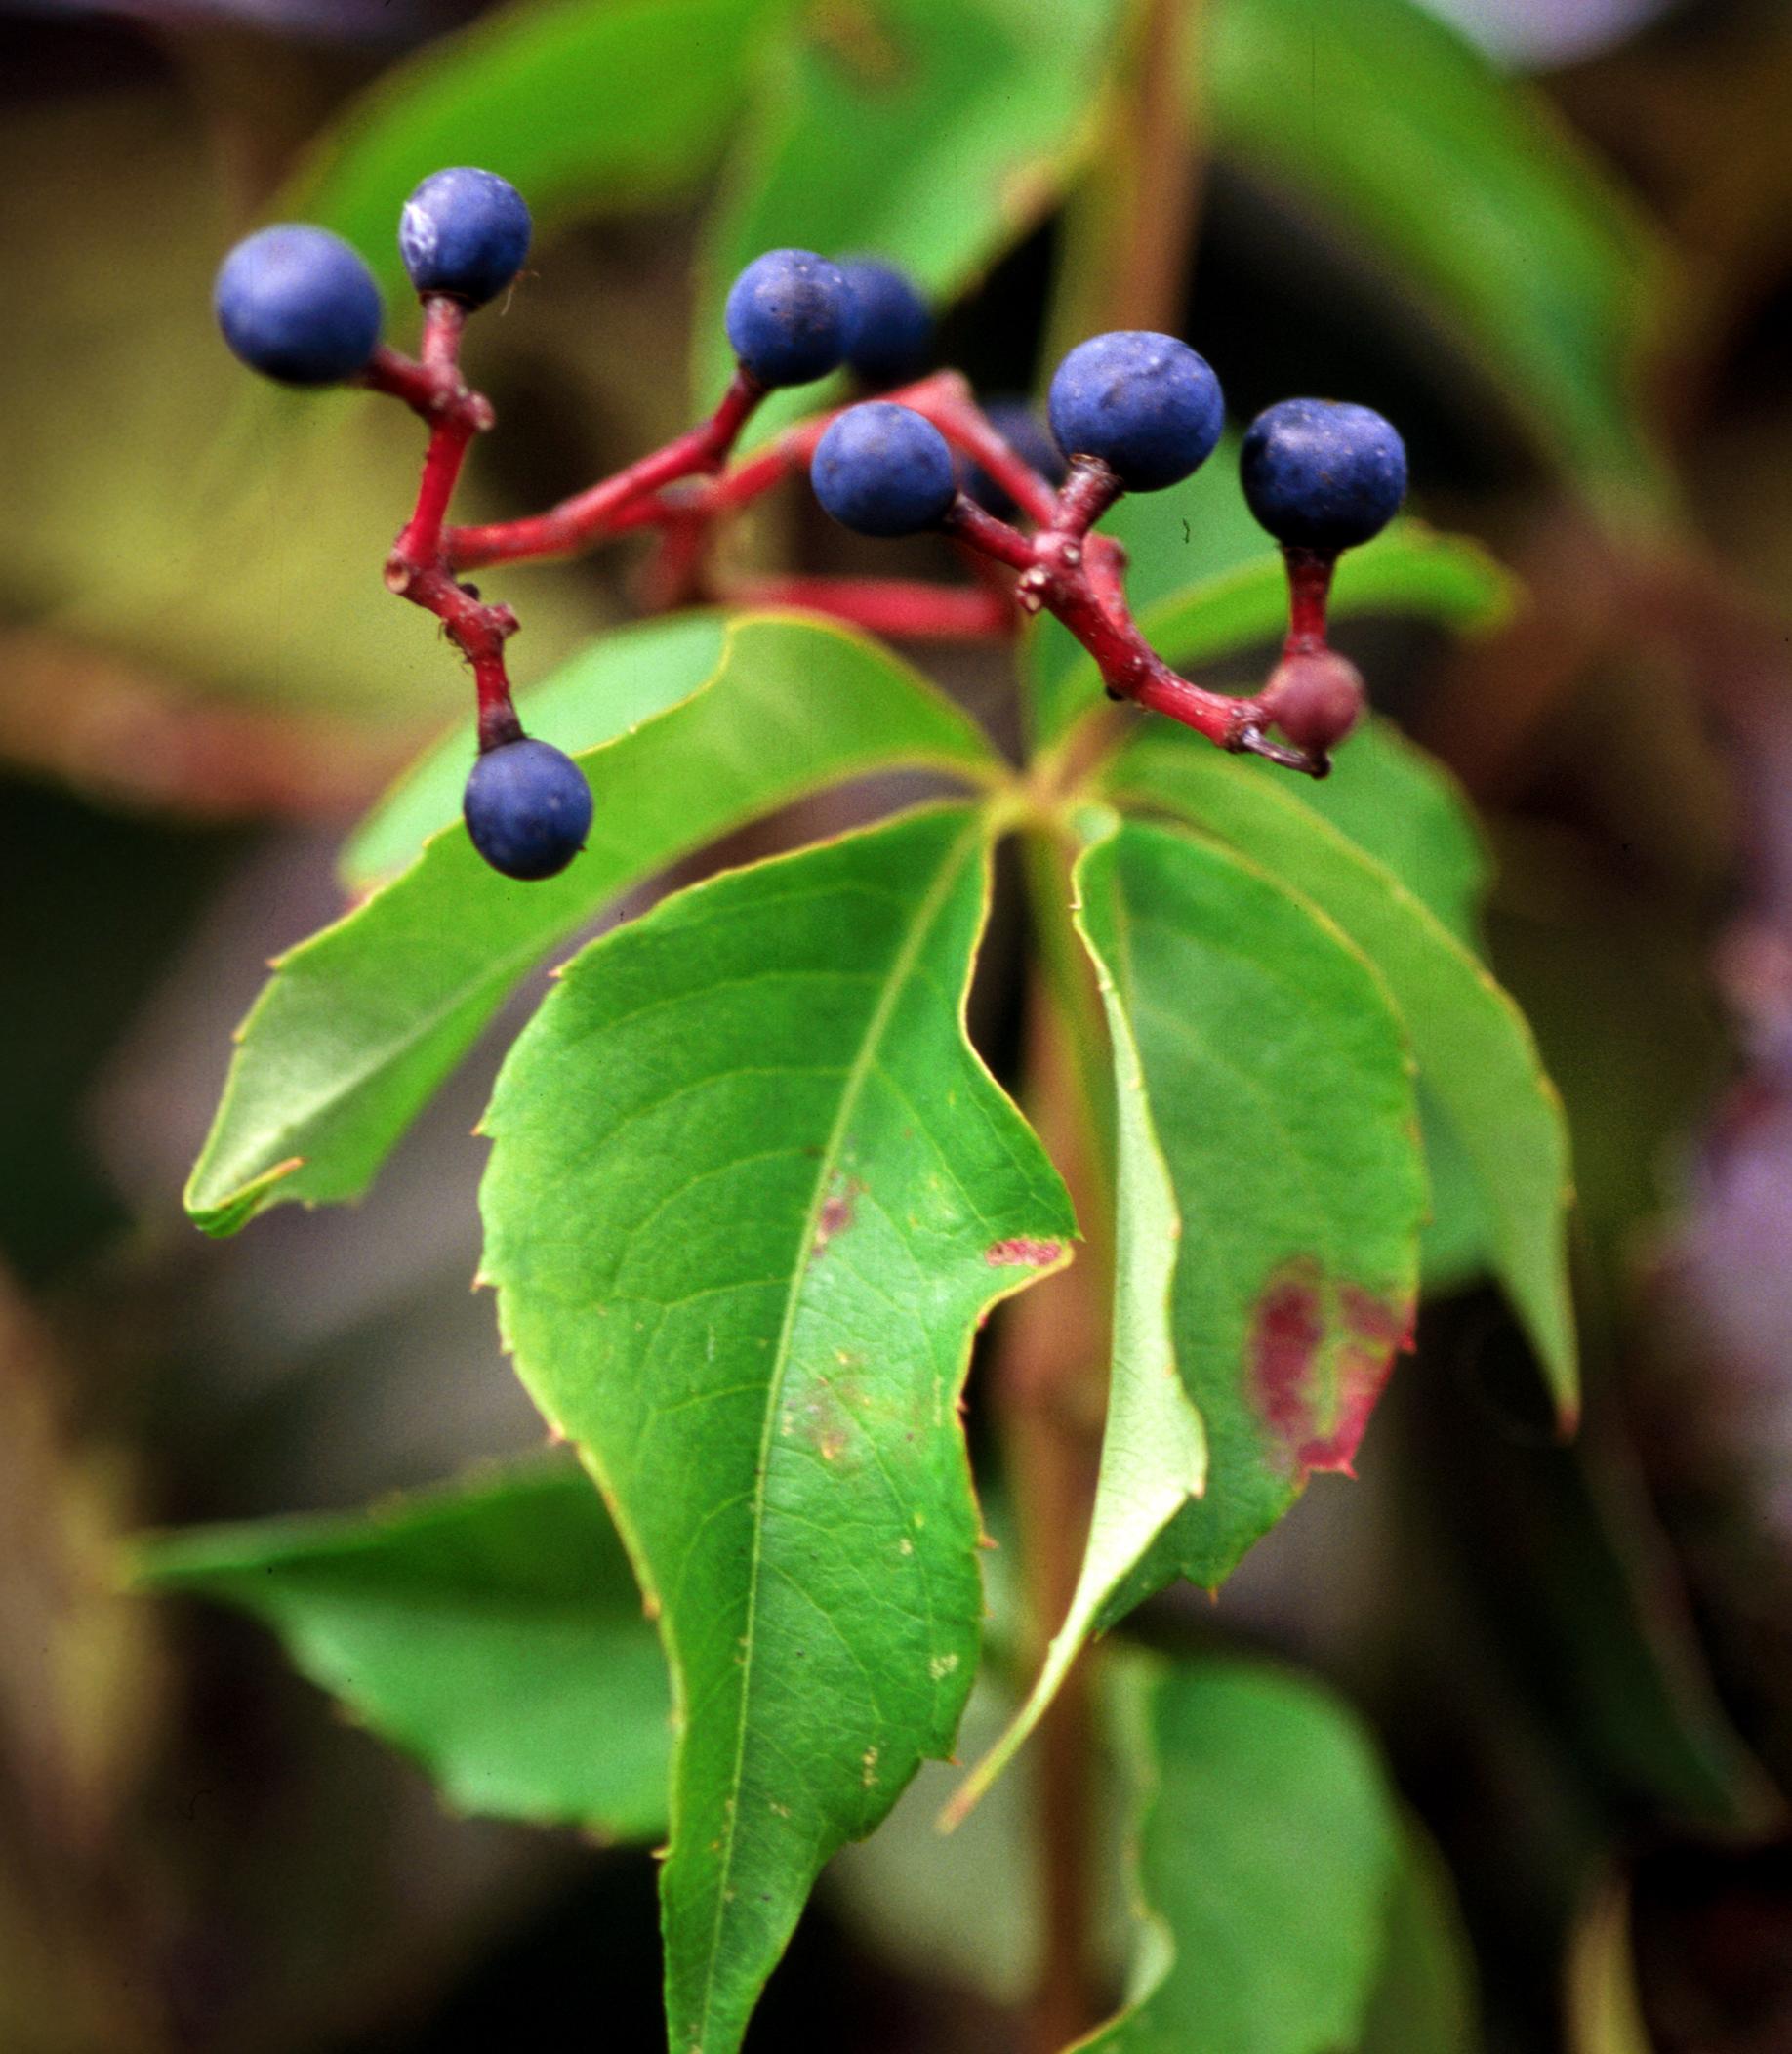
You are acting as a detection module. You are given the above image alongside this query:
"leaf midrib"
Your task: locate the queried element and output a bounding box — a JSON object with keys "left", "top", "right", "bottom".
{"left": 689, "top": 811, "right": 985, "bottom": 2041}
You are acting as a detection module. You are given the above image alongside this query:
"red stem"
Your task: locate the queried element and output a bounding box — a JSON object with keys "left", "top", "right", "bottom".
{"left": 360, "top": 321, "right": 1323, "bottom": 773}
{"left": 905, "top": 374, "right": 1063, "bottom": 529}
{"left": 947, "top": 505, "right": 1321, "bottom": 772}
{"left": 1283, "top": 546, "right": 1338, "bottom": 655}
{"left": 724, "top": 575, "right": 1015, "bottom": 640}
{"left": 446, "top": 370, "right": 766, "bottom": 569}
{"left": 1052, "top": 457, "right": 1124, "bottom": 541}
{"left": 374, "top": 305, "right": 523, "bottom": 751}
{"left": 419, "top": 294, "right": 465, "bottom": 371}
{"left": 941, "top": 497, "right": 1039, "bottom": 573}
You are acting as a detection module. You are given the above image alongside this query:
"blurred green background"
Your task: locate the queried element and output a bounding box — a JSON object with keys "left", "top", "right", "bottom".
{"left": 10, "top": 0, "right": 1792, "bottom": 2047}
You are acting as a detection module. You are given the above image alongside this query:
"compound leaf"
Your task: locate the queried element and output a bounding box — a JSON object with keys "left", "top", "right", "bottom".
{"left": 185, "top": 611, "right": 998, "bottom": 1237}
{"left": 131, "top": 1459, "right": 671, "bottom": 1838}
{"left": 478, "top": 804, "right": 1074, "bottom": 2054}
{"left": 283, "top": 0, "right": 783, "bottom": 300}
{"left": 1204, "top": 0, "right": 1672, "bottom": 511}
{"left": 1082, "top": 1655, "right": 1402, "bottom": 2054}
{"left": 1082, "top": 818, "right": 1425, "bottom": 1599}
{"left": 1108, "top": 735, "right": 1577, "bottom": 1420}
{"left": 695, "top": 0, "right": 1127, "bottom": 436}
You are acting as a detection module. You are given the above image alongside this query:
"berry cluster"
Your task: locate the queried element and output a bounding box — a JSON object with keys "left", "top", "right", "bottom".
{"left": 214, "top": 173, "right": 1406, "bottom": 881}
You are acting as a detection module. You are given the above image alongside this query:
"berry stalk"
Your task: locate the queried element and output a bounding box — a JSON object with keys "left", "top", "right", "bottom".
{"left": 445, "top": 369, "right": 767, "bottom": 570}
{"left": 369, "top": 301, "right": 524, "bottom": 751}
{"left": 1282, "top": 545, "right": 1338, "bottom": 656}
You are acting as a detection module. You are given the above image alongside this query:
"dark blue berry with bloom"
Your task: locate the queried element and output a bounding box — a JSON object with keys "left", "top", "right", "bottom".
{"left": 214, "top": 225, "right": 383, "bottom": 386}
{"left": 399, "top": 168, "right": 532, "bottom": 308}
{"left": 811, "top": 403, "right": 957, "bottom": 538}
{"left": 1241, "top": 398, "right": 1407, "bottom": 552}
{"left": 1047, "top": 331, "right": 1224, "bottom": 492}
{"left": 839, "top": 260, "right": 933, "bottom": 388}
{"left": 724, "top": 249, "right": 852, "bottom": 388}
{"left": 463, "top": 738, "right": 592, "bottom": 881}
{"left": 963, "top": 397, "right": 1067, "bottom": 517}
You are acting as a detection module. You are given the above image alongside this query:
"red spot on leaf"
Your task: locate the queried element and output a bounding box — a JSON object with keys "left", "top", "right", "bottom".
{"left": 985, "top": 1237, "right": 1065, "bottom": 1268}
{"left": 1251, "top": 1263, "right": 1325, "bottom": 1451}
{"left": 1248, "top": 1260, "right": 1414, "bottom": 1482}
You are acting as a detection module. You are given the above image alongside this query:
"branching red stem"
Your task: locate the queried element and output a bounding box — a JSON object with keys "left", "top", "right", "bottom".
{"left": 445, "top": 370, "right": 766, "bottom": 570}
{"left": 941, "top": 497, "right": 1039, "bottom": 574}
{"left": 364, "top": 317, "right": 1329, "bottom": 773}
{"left": 373, "top": 302, "right": 522, "bottom": 751}
{"left": 950, "top": 495, "right": 1323, "bottom": 771}
{"left": 1053, "top": 457, "right": 1125, "bottom": 542}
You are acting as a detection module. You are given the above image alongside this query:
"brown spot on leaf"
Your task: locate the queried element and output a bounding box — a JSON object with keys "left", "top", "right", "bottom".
{"left": 1247, "top": 1259, "right": 1414, "bottom": 1482}
{"left": 986, "top": 1237, "right": 1065, "bottom": 1268}
{"left": 811, "top": 1176, "right": 863, "bottom": 1257}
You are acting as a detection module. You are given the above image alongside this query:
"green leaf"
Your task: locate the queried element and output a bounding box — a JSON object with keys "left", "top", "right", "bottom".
{"left": 1107, "top": 735, "right": 1577, "bottom": 1420}
{"left": 1264, "top": 717, "right": 1489, "bottom": 950}
{"left": 1080, "top": 1654, "right": 1401, "bottom": 2053}
{"left": 1108, "top": 716, "right": 1497, "bottom": 1294}
{"left": 131, "top": 1459, "right": 671, "bottom": 1838}
{"left": 1359, "top": 1815, "right": 1484, "bottom": 2054}
{"left": 832, "top": 1675, "right": 1048, "bottom": 2006}
{"left": 946, "top": 814, "right": 1203, "bottom": 1824}
{"left": 479, "top": 804, "right": 1075, "bottom": 2054}
{"left": 1415, "top": 1078, "right": 1496, "bottom": 1294}
{"left": 281, "top": 0, "right": 783, "bottom": 301}
{"left": 1203, "top": 0, "right": 1673, "bottom": 511}
{"left": 694, "top": 0, "right": 1127, "bottom": 436}
{"left": 185, "top": 611, "right": 998, "bottom": 1237}
{"left": 1035, "top": 505, "right": 1511, "bottom": 749}
{"left": 1086, "top": 817, "right": 1426, "bottom": 1597}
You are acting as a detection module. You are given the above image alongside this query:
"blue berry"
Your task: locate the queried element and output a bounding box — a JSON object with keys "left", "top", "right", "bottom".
{"left": 1047, "top": 331, "right": 1224, "bottom": 492}
{"left": 463, "top": 738, "right": 592, "bottom": 881}
{"left": 214, "top": 225, "right": 383, "bottom": 386}
{"left": 811, "top": 403, "right": 957, "bottom": 538}
{"left": 963, "top": 397, "right": 1066, "bottom": 517}
{"left": 399, "top": 167, "right": 532, "bottom": 308}
{"left": 1241, "top": 399, "right": 1407, "bottom": 552}
{"left": 839, "top": 260, "right": 932, "bottom": 387}
{"left": 724, "top": 249, "right": 851, "bottom": 388}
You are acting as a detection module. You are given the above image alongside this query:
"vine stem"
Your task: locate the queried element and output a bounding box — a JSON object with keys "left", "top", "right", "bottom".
{"left": 996, "top": 956, "right": 1114, "bottom": 2054}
